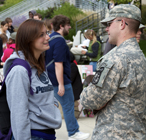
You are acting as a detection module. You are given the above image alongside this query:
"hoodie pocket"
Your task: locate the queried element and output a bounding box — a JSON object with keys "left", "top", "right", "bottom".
{"left": 38, "top": 104, "right": 55, "bottom": 119}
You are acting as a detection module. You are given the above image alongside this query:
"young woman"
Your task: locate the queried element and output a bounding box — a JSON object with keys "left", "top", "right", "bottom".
{"left": 5, "top": 17, "right": 15, "bottom": 34}
{"left": 81, "top": 29, "right": 101, "bottom": 72}
{"left": 3, "top": 19, "right": 62, "bottom": 140}
{"left": 0, "top": 21, "right": 10, "bottom": 39}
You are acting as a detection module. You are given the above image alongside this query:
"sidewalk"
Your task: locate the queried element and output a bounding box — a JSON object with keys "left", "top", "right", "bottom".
{"left": 56, "top": 116, "right": 95, "bottom": 140}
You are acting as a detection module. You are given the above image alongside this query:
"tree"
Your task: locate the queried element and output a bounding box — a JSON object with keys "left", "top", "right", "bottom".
{"left": 51, "top": 2, "right": 86, "bottom": 40}
{"left": 107, "top": 0, "right": 141, "bottom": 9}
{"left": 107, "top": 0, "right": 140, "bottom": 5}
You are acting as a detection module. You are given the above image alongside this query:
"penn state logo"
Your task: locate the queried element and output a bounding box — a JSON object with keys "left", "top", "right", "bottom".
{"left": 36, "top": 72, "right": 49, "bottom": 84}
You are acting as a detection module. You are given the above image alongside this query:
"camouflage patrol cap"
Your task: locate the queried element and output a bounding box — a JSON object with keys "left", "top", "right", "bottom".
{"left": 101, "top": 4, "right": 141, "bottom": 25}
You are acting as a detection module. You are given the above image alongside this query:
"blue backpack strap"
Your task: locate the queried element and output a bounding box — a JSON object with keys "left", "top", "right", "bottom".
{"left": 46, "top": 59, "right": 54, "bottom": 68}
{"left": 49, "top": 35, "right": 65, "bottom": 42}
{"left": 46, "top": 35, "right": 65, "bottom": 68}
{"left": 2, "top": 58, "right": 33, "bottom": 95}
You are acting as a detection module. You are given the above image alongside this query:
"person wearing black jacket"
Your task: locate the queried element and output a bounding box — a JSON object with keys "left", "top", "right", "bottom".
{"left": 70, "top": 52, "right": 83, "bottom": 101}
{"left": 0, "top": 34, "right": 8, "bottom": 68}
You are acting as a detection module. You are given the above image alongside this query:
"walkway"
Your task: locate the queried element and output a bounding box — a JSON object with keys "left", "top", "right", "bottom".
{"left": 56, "top": 116, "right": 95, "bottom": 140}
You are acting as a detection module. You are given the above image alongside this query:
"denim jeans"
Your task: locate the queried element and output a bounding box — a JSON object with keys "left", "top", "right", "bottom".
{"left": 89, "top": 61, "right": 97, "bottom": 72}
{"left": 53, "top": 83, "right": 79, "bottom": 136}
{"left": 11, "top": 135, "right": 48, "bottom": 140}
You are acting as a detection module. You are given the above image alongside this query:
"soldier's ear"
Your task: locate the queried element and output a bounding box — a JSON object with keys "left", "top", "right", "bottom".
{"left": 120, "top": 19, "right": 126, "bottom": 30}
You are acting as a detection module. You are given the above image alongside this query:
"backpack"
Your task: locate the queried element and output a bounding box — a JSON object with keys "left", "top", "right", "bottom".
{"left": 0, "top": 58, "right": 33, "bottom": 140}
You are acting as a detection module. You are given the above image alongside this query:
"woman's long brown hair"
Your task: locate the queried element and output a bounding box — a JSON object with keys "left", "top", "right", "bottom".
{"left": 16, "top": 19, "right": 45, "bottom": 75}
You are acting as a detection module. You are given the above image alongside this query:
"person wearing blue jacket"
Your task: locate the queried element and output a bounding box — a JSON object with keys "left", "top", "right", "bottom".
{"left": 45, "top": 15, "right": 90, "bottom": 140}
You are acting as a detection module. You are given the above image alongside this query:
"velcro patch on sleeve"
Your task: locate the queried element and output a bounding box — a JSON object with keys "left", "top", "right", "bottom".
{"left": 92, "top": 67, "right": 104, "bottom": 85}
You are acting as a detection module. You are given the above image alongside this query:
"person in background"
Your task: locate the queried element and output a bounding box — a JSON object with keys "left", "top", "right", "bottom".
{"left": 136, "top": 24, "right": 146, "bottom": 43}
{"left": 81, "top": 29, "right": 101, "bottom": 72}
{"left": 80, "top": 4, "right": 146, "bottom": 140}
{"left": 0, "top": 21, "right": 10, "bottom": 39}
{"left": 28, "top": 10, "right": 36, "bottom": 19}
{"left": 108, "top": 0, "right": 117, "bottom": 10}
{"left": 0, "top": 34, "right": 8, "bottom": 67}
{"left": 45, "top": 15, "right": 90, "bottom": 140}
{"left": 4, "top": 19, "right": 62, "bottom": 140}
{"left": 5, "top": 17, "right": 14, "bottom": 34}
{"left": 103, "top": 37, "right": 116, "bottom": 55}
{"left": 70, "top": 52, "right": 82, "bottom": 101}
{"left": 70, "top": 52, "right": 83, "bottom": 118}
{"left": 33, "top": 13, "right": 42, "bottom": 21}
{"left": 70, "top": 32, "right": 90, "bottom": 55}
{"left": 44, "top": 19, "right": 54, "bottom": 35}
{"left": 1, "top": 32, "right": 17, "bottom": 62}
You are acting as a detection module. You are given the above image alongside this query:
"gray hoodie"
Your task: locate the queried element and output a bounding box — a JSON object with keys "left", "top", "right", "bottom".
{"left": 3, "top": 51, "right": 62, "bottom": 140}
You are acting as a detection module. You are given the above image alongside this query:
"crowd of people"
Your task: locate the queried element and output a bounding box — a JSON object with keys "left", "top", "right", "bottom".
{"left": 0, "top": 10, "right": 90, "bottom": 140}
{"left": 0, "top": 3, "right": 146, "bottom": 140}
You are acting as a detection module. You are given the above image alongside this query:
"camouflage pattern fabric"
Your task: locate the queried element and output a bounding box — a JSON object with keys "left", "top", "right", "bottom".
{"left": 80, "top": 38, "right": 146, "bottom": 140}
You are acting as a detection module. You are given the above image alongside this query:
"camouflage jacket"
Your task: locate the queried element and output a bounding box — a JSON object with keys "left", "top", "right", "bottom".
{"left": 80, "top": 38, "right": 146, "bottom": 140}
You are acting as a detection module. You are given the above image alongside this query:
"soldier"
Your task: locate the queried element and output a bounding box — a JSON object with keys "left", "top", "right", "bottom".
{"left": 80, "top": 4, "right": 146, "bottom": 140}
{"left": 103, "top": 24, "right": 146, "bottom": 55}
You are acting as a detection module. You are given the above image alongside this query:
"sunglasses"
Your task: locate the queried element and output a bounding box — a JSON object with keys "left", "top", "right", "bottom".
{"left": 107, "top": 19, "right": 128, "bottom": 27}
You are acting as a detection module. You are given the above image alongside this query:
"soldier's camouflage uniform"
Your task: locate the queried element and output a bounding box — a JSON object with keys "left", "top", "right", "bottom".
{"left": 80, "top": 37, "right": 146, "bottom": 140}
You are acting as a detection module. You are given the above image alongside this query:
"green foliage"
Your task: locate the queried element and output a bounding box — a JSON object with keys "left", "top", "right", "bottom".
{"left": 139, "top": 40, "right": 146, "bottom": 57}
{"left": 107, "top": 0, "right": 140, "bottom": 5}
{"left": 52, "top": 2, "right": 84, "bottom": 19}
{"left": 51, "top": 2, "right": 86, "bottom": 40}
{"left": 0, "top": 0, "right": 23, "bottom": 11}
{"left": 107, "top": 0, "right": 132, "bottom": 4}
{"left": 36, "top": 7, "right": 57, "bottom": 19}
{"left": 142, "top": 5, "right": 146, "bottom": 25}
